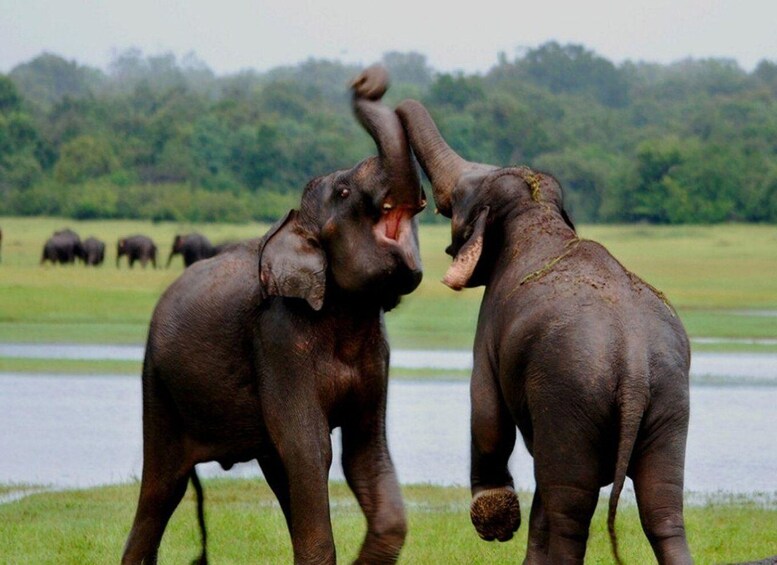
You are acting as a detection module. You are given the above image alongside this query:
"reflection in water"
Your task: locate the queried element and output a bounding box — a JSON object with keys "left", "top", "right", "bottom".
{"left": 1, "top": 374, "right": 776, "bottom": 496}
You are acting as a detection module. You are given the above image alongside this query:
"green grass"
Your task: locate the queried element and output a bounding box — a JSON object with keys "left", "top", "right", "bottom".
{"left": 1, "top": 217, "right": 776, "bottom": 351}
{"left": 0, "top": 357, "right": 141, "bottom": 374}
{"left": 0, "top": 479, "right": 774, "bottom": 564}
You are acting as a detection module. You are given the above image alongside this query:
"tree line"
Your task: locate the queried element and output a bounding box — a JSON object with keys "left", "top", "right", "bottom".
{"left": 1, "top": 43, "right": 776, "bottom": 224}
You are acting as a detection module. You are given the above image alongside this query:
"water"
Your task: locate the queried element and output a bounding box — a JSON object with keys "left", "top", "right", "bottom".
{"left": 0, "top": 373, "right": 775, "bottom": 495}
{"left": 2, "top": 344, "right": 776, "bottom": 381}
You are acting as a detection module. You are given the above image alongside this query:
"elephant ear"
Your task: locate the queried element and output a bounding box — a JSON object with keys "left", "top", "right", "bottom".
{"left": 442, "top": 207, "right": 489, "bottom": 291}
{"left": 259, "top": 210, "right": 327, "bottom": 311}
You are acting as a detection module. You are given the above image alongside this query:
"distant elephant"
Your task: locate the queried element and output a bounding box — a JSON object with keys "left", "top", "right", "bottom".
{"left": 117, "top": 235, "right": 157, "bottom": 268}
{"left": 82, "top": 237, "right": 105, "bottom": 266}
{"left": 41, "top": 228, "right": 84, "bottom": 265}
{"left": 398, "top": 100, "right": 691, "bottom": 565}
{"left": 166, "top": 233, "right": 218, "bottom": 268}
{"left": 122, "top": 65, "right": 426, "bottom": 565}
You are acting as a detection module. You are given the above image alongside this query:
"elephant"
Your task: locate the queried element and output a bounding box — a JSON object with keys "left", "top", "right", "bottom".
{"left": 397, "top": 100, "right": 691, "bottom": 565}
{"left": 122, "top": 65, "right": 426, "bottom": 565}
{"left": 82, "top": 236, "right": 105, "bottom": 266}
{"left": 166, "top": 233, "right": 219, "bottom": 268}
{"left": 117, "top": 235, "right": 157, "bottom": 268}
{"left": 41, "top": 228, "right": 84, "bottom": 265}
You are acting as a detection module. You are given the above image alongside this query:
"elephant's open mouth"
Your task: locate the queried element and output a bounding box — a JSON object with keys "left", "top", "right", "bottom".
{"left": 381, "top": 207, "right": 406, "bottom": 241}
{"left": 372, "top": 207, "right": 422, "bottom": 287}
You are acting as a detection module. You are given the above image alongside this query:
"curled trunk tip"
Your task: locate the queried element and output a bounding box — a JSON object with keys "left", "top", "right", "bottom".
{"left": 351, "top": 67, "right": 422, "bottom": 208}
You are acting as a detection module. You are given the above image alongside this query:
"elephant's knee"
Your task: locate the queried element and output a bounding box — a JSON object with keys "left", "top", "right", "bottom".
{"left": 642, "top": 511, "right": 686, "bottom": 544}
{"left": 377, "top": 510, "right": 408, "bottom": 548}
{"left": 359, "top": 513, "right": 407, "bottom": 563}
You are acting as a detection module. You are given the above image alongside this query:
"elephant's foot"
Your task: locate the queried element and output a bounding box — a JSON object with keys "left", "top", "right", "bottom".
{"left": 470, "top": 486, "right": 521, "bottom": 542}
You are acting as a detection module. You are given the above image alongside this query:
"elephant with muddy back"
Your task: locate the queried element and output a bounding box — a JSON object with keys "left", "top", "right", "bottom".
{"left": 397, "top": 99, "right": 692, "bottom": 564}
{"left": 117, "top": 235, "right": 157, "bottom": 268}
{"left": 41, "top": 228, "right": 83, "bottom": 265}
{"left": 122, "top": 65, "right": 426, "bottom": 564}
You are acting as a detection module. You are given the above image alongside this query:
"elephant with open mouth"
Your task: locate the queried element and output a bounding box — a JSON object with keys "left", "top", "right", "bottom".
{"left": 397, "top": 99, "right": 691, "bottom": 565}
{"left": 122, "top": 65, "right": 426, "bottom": 565}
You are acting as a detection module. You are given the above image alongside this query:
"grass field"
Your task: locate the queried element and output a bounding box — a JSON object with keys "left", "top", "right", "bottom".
{"left": 1, "top": 217, "right": 776, "bottom": 354}
{"left": 0, "top": 479, "right": 774, "bottom": 564}
{"left": 2, "top": 219, "right": 776, "bottom": 562}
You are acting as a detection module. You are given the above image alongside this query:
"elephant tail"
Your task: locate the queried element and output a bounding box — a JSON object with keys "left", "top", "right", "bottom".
{"left": 608, "top": 360, "right": 649, "bottom": 565}
{"left": 190, "top": 468, "right": 209, "bottom": 565}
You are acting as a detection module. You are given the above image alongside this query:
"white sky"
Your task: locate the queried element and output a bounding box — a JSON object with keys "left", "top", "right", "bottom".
{"left": 1, "top": 0, "right": 775, "bottom": 75}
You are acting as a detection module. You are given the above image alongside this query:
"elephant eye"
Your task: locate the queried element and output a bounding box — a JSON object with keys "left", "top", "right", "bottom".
{"left": 338, "top": 187, "right": 351, "bottom": 199}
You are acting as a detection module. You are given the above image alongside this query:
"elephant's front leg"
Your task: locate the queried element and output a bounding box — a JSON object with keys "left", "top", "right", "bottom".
{"left": 263, "top": 396, "right": 336, "bottom": 564}
{"left": 341, "top": 405, "right": 406, "bottom": 564}
{"left": 469, "top": 356, "right": 521, "bottom": 542}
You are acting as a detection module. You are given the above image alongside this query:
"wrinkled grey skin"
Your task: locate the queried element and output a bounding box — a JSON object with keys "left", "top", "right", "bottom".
{"left": 122, "top": 66, "right": 425, "bottom": 565}
{"left": 82, "top": 236, "right": 105, "bottom": 266}
{"left": 166, "top": 233, "right": 219, "bottom": 268}
{"left": 41, "top": 228, "right": 83, "bottom": 265}
{"left": 398, "top": 99, "right": 691, "bottom": 565}
{"left": 117, "top": 235, "right": 157, "bottom": 269}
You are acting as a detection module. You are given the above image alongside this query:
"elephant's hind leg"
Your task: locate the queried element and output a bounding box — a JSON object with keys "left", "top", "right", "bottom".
{"left": 531, "top": 420, "right": 602, "bottom": 563}
{"left": 122, "top": 460, "right": 190, "bottom": 564}
{"left": 122, "top": 375, "right": 194, "bottom": 564}
{"left": 631, "top": 438, "right": 691, "bottom": 564}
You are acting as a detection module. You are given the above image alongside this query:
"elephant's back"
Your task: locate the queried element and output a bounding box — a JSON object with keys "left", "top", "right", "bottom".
{"left": 492, "top": 239, "right": 689, "bottom": 385}
{"left": 151, "top": 238, "right": 262, "bottom": 338}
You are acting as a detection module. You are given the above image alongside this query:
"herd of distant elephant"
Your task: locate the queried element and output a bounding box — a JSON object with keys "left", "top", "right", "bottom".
{"left": 38, "top": 229, "right": 231, "bottom": 268}
{"left": 4, "top": 64, "right": 705, "bottom": 564}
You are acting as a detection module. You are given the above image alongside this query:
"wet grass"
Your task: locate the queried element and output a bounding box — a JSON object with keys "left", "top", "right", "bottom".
{"left": 0, "top": 479, "right": 774, "bottom": 564}
{"left": 1, "top": 218, "right": 776, "bottom": 351}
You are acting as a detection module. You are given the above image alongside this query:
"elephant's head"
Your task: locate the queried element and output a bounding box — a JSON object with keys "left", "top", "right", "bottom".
{"left": 116, "top": 238, "right": 126, "bottom": 267}
{"left": 166, "top": 235, "right": 184, "bottom": 267}
{"left": 259, "top": 65, "right": 426, "bottom": 311}
{"left": 396, "top": 99, "right": 573, "bottom": 290}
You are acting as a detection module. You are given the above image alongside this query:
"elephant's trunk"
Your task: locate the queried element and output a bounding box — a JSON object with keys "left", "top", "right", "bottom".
{"left": 351, "top": 66, "right": 423, "bottom": 211}
{"left": 396, "top": 99, "right": 480, "bottom": 218}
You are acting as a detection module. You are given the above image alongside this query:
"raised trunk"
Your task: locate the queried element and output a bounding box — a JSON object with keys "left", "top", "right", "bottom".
{"left": 396, "top": 99, "right": 475, "bottom": 217}
{"left": 351, "top": 66, "right": 422, "bottom": 210}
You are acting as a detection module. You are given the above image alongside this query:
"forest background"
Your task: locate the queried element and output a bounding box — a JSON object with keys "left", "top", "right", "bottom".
{"left": 1, "top": 42, "right": 777, "bottom": 225}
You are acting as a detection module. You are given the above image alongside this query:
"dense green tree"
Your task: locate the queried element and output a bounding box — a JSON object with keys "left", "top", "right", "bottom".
{"left": 518, "top": 42, "right": 629, "bottom": 107}
{"left": 2, "top": 47, "right": 776, "bottom": 224}
{"left": 0, "top": 75, "right": 22, "bottom": 113}
{"left": 9, "top": 53, "right": 103, "bottom": 111}
{"left": 53, "top": 135, "right": 118, "bottom": 183}
{"left": 428, "top": 73, "right": 485, "bottom": 110}
{"left": 0, "top": 76, "right": 43, "bottom": 191}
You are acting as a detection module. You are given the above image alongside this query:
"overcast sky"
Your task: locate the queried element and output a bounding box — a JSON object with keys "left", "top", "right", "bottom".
{"left": 2, "top": 0, "right": 775, "bottom": 75}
